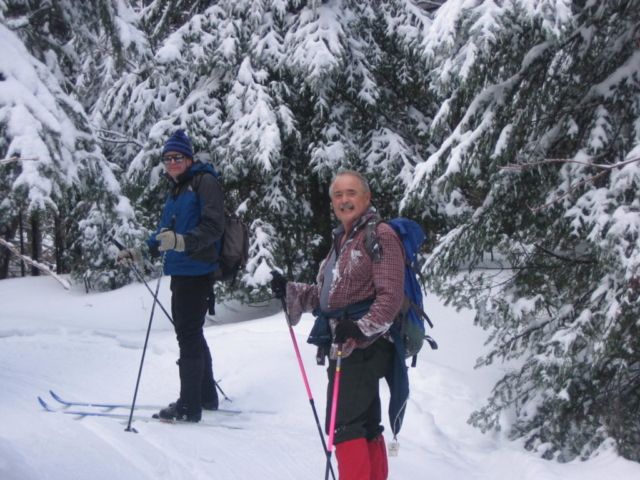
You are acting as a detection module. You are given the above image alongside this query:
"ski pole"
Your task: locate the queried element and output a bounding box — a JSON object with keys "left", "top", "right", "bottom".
{"left": 280, "top": 297, "right": 336, "bottom": 480}
{"left": 215, "top": 379, "right": 232, "bottom": 402}
{"left": 111, "top": 237, "right": 174, "bottom": 326}
{"left": 326, "top": 343, "right": 344, "bottom": 480}
{"left": 125, "top": 249, "right": 166, "bottom": 433}
{"left": 124, "top": 215, "right": 175, "bottom": 433}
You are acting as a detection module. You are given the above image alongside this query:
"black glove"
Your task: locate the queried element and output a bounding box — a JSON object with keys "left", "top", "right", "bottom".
{"left": 334, "top": 319, "right": 366, "bottom": 344}
{"left": 270, "top": 270, "right": 288, "bottom": 299}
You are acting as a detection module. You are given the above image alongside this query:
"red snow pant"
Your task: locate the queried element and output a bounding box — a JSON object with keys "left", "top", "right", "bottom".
{"left": 326, "top": 339, "right": 393, "bottom": 480}
{"left": 335, "top": 435, "right": 389, "bottom": 480}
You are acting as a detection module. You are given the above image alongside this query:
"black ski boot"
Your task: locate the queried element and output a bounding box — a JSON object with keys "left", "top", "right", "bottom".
{"left": 178, "top": 357, "right": 204, "bottom": 420}
{"left": 153, "top": 400, "right": 201, "bottom": 422}
{"left": 165, "top": 396, "right": 217, "bottom": 412}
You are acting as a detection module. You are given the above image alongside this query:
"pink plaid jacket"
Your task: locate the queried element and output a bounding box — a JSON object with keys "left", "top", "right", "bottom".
{"left": 286, "top": 212, "right": 405, "bottom": 359}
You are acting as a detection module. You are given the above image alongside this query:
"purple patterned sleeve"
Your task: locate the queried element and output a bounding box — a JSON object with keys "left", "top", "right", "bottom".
{"left": 357, "top": 223, "right": 405, "bottom": 336}
{"left": 285, "top": 282, "right": 320, "bottom": 325}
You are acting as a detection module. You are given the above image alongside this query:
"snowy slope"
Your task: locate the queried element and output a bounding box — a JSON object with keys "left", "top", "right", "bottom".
{"left": 1, "top": 275, "right": 639, "bottom": 479}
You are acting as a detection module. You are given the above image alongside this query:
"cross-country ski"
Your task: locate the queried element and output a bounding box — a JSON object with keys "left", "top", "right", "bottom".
{"left": 38, "top": 397, "right": 243, "bottom": 430}
{"left": 47, "top": 390, "right": 242, "bottom": 415}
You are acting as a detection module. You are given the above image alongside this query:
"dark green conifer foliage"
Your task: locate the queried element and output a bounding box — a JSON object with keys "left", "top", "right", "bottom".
{"left": 409, "top": 0, "right": 640, "bottom": 461}
{"left": 0, "top": 0, "right": 147, "bottom": 290}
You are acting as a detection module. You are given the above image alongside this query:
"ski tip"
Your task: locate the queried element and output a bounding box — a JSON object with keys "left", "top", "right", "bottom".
{"left": 38, "top": 397, "right": 54, "bottom": 411}
{"left": 49, "top": 390, "right": 64, "bottom": 402}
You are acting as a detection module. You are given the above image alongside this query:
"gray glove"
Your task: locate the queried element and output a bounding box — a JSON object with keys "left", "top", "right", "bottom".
{"left": 157, "top": 229, "right": 185, "bottom": 252}
{"left": 115, "top": 248, "right": 142, "bottom": 265}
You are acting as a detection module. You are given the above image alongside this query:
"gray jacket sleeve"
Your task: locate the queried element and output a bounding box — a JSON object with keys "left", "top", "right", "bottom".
{"left": 184, "top": 174, "right": 225, "bottom": 260}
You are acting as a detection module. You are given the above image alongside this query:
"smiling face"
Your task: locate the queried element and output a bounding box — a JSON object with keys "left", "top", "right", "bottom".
{"left": 163, "top": 151, "right": 194, "bottom": 181}
{"left": 330, "top": 173, "right": 371, "bottom": 231}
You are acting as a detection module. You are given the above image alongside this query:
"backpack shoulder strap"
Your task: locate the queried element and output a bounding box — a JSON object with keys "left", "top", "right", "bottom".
{"left": 191, "top": 170, "right": 217, "bottom": 193}
{"left": 363, "top": 216, "right": 384, "bottom": 262}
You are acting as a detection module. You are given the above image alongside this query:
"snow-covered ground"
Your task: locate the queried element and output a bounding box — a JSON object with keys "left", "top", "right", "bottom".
{"left": 2, "top": 275, "right": 640, "bottom": 479}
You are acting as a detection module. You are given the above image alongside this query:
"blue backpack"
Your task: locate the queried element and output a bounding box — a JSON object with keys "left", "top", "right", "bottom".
{"left": 363, "top": 217, "right": 438, "bottom": 367}
{"left": 364, "top": 216, "right": 438, "bottom": 437}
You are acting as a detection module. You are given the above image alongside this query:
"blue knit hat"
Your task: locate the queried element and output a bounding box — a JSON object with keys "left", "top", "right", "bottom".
{"left": 162, "top": 129, "right": 194, "bottom": 159}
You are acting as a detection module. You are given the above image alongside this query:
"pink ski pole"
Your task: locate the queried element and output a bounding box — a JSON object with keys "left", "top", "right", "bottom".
{"left": 325, "top": 343, "right": 344, "bottom": 480}
{"left": 280, "top": 297, "right": 336, "bottom": 480}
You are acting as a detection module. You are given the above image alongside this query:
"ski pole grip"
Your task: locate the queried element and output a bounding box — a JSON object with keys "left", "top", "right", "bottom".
{"left": 111, "top": 237, "right": 126, "bottom": 251}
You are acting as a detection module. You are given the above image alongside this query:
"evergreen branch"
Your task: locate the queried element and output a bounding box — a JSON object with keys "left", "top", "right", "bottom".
{"left": 527, "top": 169, "right": 610, "bottom": 212}
{"left": 458, "top": 263, "right": 576, "bottom": 271}
{"left": 454, "top": 272, "right": 518, "bottom": 294}
{"left": 0, "top": 157, "right": 38, "bottom": 165}
{"left": 0, "top": 238, "right": 70, "bottom": 290}
{"left": 416, "top": 1, "right": 446, "bottom": 12}
{"left": 4, "top": 7, "right": 49, "bottom": 31}
{"left": 333, "top": 88, "right": 420, "bottom": 157}
{"left": 509, "top": 318, "right": 554, "bottom": 344}
{"left": 534, "top": 101, "right": 608, "bottom": 124}
{"left": 533, "top": 244, "right": 594, "bottom": 265}
{"left": 82, "top": 33, "right": 138, "bottom": 71}
{"left": 504, "top": 282, "right": 599, "bottom": 348}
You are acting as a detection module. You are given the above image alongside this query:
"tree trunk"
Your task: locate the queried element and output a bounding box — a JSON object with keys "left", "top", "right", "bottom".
{"left": 0, "top": 216, "right": 19, "bottom": 279}
{"left": 0, "top": 244, "right": 10, "bottom": 279}
{"left": 19, "top": 211, "right": 25, "bottom": 276}
{"left": 30, "top": 212, "right": 42, "bottom": 276}
{"left": 54, "top": 214, "right": 66, "bottom": 273}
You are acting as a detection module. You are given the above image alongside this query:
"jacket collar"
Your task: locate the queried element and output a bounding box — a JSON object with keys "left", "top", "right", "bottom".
{"left": 165, "top": 160, "right": 219, "bottom": 185}
{"left": 333, "top": 207, "right": 377, "bottom": 236}
{"left": 332, "top": 207, "right": 377, "bottom": 253}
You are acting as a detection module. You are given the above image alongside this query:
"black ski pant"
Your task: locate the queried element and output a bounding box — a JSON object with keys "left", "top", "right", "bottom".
{"left": 325, "top": 338, "right": 394, "bottom": 445}
{"left": 170, "top": 274, "right": 217, "bottom": 411}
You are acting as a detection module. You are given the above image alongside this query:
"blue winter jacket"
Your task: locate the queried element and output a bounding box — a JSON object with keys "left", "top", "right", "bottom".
{"left": 147, "top": 161, "right": 225, "bottom": 276}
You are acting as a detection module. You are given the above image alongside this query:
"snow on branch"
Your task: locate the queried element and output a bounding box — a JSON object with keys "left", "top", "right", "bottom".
{"left": 0, "top": 157, "right": 38, "bottom": 165}
{"left": 0, "top": 238, "right": 70, "bottom": 290}
{"left": 500, "top": 156, "right": 640, "bottom": 212}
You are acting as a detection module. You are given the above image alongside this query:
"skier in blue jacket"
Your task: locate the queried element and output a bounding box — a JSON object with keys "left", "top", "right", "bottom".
{"left": 117, "top": 129, "right": 225, "bottom": 422}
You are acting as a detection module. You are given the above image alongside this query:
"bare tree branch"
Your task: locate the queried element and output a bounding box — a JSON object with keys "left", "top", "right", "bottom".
{"left": 501, "top": 156, "right": 640, "bottom": 171}
{"left": 95, "top": 129, "right": 144, "bottom": 148}
{"left": 0, "top": 238, "right": 70, "bottom": 290}
{"left": 499, "top": 156, "right": 640, "bottom": 211}
{"left": 0, "top": 157, "right": 38, "bottom": 165}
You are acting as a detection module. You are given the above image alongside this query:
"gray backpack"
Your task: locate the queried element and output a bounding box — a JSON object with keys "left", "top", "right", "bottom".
{"left": 214, "top": 206, "right": 249, "bottom": 283}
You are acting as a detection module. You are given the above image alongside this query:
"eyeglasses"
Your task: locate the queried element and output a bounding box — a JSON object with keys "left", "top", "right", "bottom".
{"left": 162, "top": 154, "right": 186, "bottom": 164}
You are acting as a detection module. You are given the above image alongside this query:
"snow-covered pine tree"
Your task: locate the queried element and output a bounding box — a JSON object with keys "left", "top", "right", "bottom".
{"left": 404, "top": 0, "right": 640, "bottom": 462}
{"left": 76, "top": 1, "right": 148, "bottom": 125}
{"left": 138, "top": 0, "right": 214, "bottom": 48}
{"left": 278, "top": 0, "right": 442, "bottom": 269}
{"left": 0, "top": 5, "right": 145, "bottom": 290}
{"left": 107, "top": 0, "right": 452, "bottom": 295}
{"left": 95, "top": 2, "right": 276, "bottom": 298}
